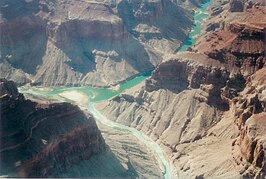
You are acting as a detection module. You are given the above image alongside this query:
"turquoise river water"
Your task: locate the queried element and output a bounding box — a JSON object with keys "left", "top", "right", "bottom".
{"left": 19, "top": 1, "right": 212, "bottom": 178}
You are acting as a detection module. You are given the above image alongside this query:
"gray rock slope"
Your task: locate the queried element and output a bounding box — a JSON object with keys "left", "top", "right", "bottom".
{"left": 0, "top": 0, "right": 195, "bottom": 87}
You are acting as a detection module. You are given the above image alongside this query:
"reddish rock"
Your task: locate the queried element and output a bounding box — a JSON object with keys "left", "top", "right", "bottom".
{"left": 196, "top": 7, "right": 266, "bottom": 77}
{"left": 232, "top": 68, "right": 266, "bottom": 178}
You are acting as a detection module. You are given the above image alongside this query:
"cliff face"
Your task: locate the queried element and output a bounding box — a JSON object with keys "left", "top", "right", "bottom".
{"left": 145, "top": 53, "right": 231, "bottom": 110}
{"left": 0, "top": 78, "right": 106, "bottom": 177}
{"left": 146, "top": 53, "right": 227, "bottom": 93}
{"left": 96, "top": 5, "right": 266, "bottom": 175}
{"left": 232, "top": 68, "right": 266, "bottom": 178}
{"left": 98, "top": 54, "right": 266, "bottom": 178}
{"left": 0, "top": 0, "right": 194, "bottom": 87}
{"left": 97, "top": 54, "right": 239, "bottom": 178}
{"left": 197, "top": 1, "right": 266, "bottom": 79}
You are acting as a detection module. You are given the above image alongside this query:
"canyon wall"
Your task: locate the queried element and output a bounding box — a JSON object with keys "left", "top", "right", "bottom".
{"left": 0, "top": 78, "right": 106, "bottom": 177}
{"left": 97, "top": 54, "right": 240, "bottom": 178}
{"left": 97, "top": 3, "right": 266, "bottom": 177}
{"left": 196, "top": 3, "right": 266, "bottom": 77}
{"left": 0, "top": 0, "right": 195, "bottom": 87}
{"left": 98, "top": 55, "right": 266, "bottom": 178}
{"left": 232, "top": 68, "right": 266, "bottom": 178}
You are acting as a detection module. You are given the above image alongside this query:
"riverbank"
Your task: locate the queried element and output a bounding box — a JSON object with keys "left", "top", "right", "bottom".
{"left": 58, "top": 91, "right": 89, "bottom": 107}
{"left": 56, "top": 89, "right": 173, "bottom": 178}
{"left": 18, "top": 0, "right": 214, "bottom": 177}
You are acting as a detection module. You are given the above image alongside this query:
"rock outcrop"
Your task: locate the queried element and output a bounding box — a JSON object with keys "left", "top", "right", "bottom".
{"left": 0, "top": 78, "right": 106, "bottom": 177}
{"left": 97, "top": 55, "right": 266, "bottom": 178}
{"left": 232, "top": 68, "right": 266, "bottom": 178}
{"left": 146, "top": 53, "right": 231, "bottom": 108}
{"left": 196, "top": 5, "right": 266, "bottom": 77}
{"left": 0, "top": 0, "right": 195, "bottom": 87}
{"left": 96, "top": 4, "right": 266, "bottom": 175}
{"left": 96, "top": 53, "right": 239, "bottom": 178}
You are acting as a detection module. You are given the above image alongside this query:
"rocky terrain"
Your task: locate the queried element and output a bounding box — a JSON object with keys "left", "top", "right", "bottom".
{"left": 68, "top": 122, "right": 164, "bottom": 178}
{"left": 96, "top": 1, "right": 266, "bottom": 178}
{"left": 232, "top": 67, "right": 266, "bottom": 178}
{"left": 0, "top": 0, "right": 200, "bottom": 87}
{"left": 1, "top": 0, "right": 265, "bottom": 178}
{"left": 0, "top": 78, "right": 164, "bottom": 178}
{"left": 195, "top": 3, "right": 266, "bottom": 77}
{"left": 0, "top": 78, "right": 106, "bottom": 177}
{"left": 97, "top": 56, "right": 266, "bottom": 179}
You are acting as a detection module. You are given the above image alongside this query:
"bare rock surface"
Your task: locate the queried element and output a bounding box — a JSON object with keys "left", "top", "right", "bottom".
{"left": 0, "top": 0, "right": 196, "bottom": 87}
{"left": 196, "top": 5, "right": 266, "bottom": 77}
{"left": 98, "top": 63, "right": 266, "bottom": 179}
{"left": 232, "top": 68, "right": 266, "bottom": 178}
{"left": 0, "top": 78, "right": 164, "bottom": 178}
{"left": 97, "top": 20, "right": 266, "bottom": 177}
{"left": 0, "top": 78, "right": 106, "bottom": 177}
{"left": 95, "top": 2, "right": 266, "bottom": 178}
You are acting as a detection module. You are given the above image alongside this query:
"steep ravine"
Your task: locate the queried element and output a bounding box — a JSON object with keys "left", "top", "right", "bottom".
{"left": 19, "top": 88, "right": 168, "bottom": 178}
{"left": 0, "top": 79, "right": 106, "bottom": 177}
{"left": 97, "top": 56, "right": 266, "bottom": 178}
{"left": 1, "top": 79, "right": 164, "bottom": 178}
{"left": 96, "top": 2, "right": 266, "bottom": 178}
{"left": 16, "top": 1, "right": 216, "bottom": 178}
{"left": 0, "top": 0, "right": 195, "bottom": 87}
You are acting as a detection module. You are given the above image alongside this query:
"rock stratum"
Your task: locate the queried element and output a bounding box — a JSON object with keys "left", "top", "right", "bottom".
{"left": 196, "top": 3, "right": 266, "bottom": 77}
{"left": 0, "top": 0, "right": 199, "bottom": 87}
{"left": 0, "top": 78, "right": 106, "bottom": 177}
{"left": 231, "top": 67, "right": 266, "bottom": 178}
{"left": 98, "top": 56, "right": 266, "bottom": 179}
{"left": 97, "top": 2, "right": 266, "bottom": 178}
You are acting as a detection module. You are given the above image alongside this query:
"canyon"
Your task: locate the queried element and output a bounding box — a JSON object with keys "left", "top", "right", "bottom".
{"left": 0, "top": 0, "right": 201, "bottom": 87}
{"left": 0, "top": 0, "right": 265, "bottom": 178}
{"left": 0, "top": 78, "right": 164, "bottom": 178}
{"left": 0, "top": 78, "right": 106, "bottom": 177}
{"left": 96, "top": 1, "right": 266, "bottom": 178}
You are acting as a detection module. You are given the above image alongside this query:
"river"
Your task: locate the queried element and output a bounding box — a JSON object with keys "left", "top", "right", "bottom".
{"left": 19, "top": 1, "right": 212, "bottom": 178}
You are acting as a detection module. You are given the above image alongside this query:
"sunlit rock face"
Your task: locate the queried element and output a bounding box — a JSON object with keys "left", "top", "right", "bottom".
{"left": 97, "top": 53, "right": 236, "bottom": 178}
{"left": 0, "top": 0, "right": 195, "bottom": 87}
{"left": 231, "top": 68, "right": 266, "bottom": 178}
{"left": 98, "top": 56, "right": 266, "bottom": 178}
{"left": 0, "top": 78, "right": 106, "bottom": 177}
{"left": 198, "top": 0, "right": 266, "bottom": 77}
{"left": 96, "top": 2, "right": 266, "bottom": 177}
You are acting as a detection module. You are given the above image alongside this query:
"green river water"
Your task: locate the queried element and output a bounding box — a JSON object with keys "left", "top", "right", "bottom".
{"left": 19, "top": 1, "right": 212, "bottom": 178}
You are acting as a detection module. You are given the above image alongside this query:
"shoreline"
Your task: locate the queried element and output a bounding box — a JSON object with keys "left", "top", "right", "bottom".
{"left": 19, "top": 70, "right": 153, "bottom": 91}
{"left": 58, "top": 91, "right": 89, "bottom": 107}
{"left": 17, "top": 0, "right": 214, "bottom": 178}
{"left": 52, "top": 89, "right": 173, "bottom": 179}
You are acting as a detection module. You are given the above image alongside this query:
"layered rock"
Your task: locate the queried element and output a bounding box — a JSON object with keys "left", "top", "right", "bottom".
{"left": 233, "top": 113, "right": 266, "bottom": 178}
{"left": 0, "top": 78, "right": 106, "bottom": 177}
{"left": 203, "top": 0, "right": 266, "bottom": 33}
{"left": 145, "top": 53, "right": 230, "bottom": 109}
{"left": 97, "top": 55, "right": 266, "bottom": 178}
{"left": 232, "top": 68, "right": 266, "bottom": 178}
{"left": 195, "top": 5, "right": 266, "bottom": 77}
{"left": 0, "top": 0, "right": 195, "bottom": 87}
{"left": 96, "top": 1, "right": 266, "bottom": 178}
{"left": 97, "top": 55, "right": 232, "bottom": 178}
